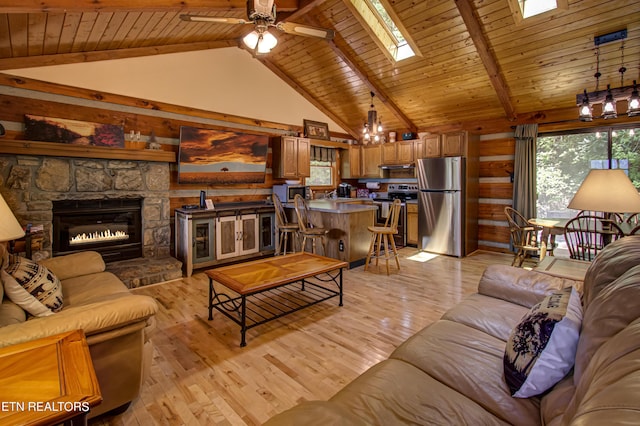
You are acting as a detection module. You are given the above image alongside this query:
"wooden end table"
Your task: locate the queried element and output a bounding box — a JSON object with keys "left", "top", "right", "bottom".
{"left": 0, "top": 330, "right": 102, "bottom": 426}
{"left": 206, "top": 252, "right": 348, "bottom": 347}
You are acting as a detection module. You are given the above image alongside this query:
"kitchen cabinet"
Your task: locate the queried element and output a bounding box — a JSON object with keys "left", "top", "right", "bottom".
{"left": 216, "top": 214, "right": 259, "bottom": 260}
{"left": 406, "top": 202, "right": 418, "bottom": 246}
{"left": 442, "top": 131, "right": 466, "bottom": 157}
{"left": 362, "top": 144, "right": 383, "bottom": 177}
{"left": 423, "top": 134, "right": 442, "bottom": 158}
{"left": 340, "top": 145, "right": 363, "bottom": 178}
{"left": 422, "top": 132, "right": 477, "bottom": 158}
{"left": 382, "top": 140, "right": 419, "bottom": 164}
{"left": 175, "top": 204, "right": 275, "bottom": 276}
{"left": 271, "top": 136, "right": 310, "bottom": 179}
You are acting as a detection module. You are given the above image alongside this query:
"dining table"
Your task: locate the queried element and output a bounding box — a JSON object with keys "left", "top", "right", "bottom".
{"left": 528, "top": 217, "right": 635, "bottom": 256}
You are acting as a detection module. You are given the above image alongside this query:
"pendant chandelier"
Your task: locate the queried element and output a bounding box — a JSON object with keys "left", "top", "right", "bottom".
{"left": 362, "top": 92, "right": 383, "bottom": 143}
{"left": 577, "top": 29, "right": 640, "bottom": 121}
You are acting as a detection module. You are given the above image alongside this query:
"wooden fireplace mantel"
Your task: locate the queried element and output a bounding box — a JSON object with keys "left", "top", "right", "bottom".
{"left": 0, "top": 139, "right": 176, "bottom": 162}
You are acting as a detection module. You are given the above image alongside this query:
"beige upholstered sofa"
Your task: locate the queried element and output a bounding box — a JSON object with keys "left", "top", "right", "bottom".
{"left": 266, "top": 236, "right": 640, "bottom": 425}
{"left": 0, "top": 250, "right": 158, "bottom": 418}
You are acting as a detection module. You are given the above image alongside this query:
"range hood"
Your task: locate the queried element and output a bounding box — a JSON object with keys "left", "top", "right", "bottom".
{"left": 379, "top": 163, "right": 415, "bottom": 170}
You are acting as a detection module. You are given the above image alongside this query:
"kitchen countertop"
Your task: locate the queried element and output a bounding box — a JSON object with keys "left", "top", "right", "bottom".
{"left": 285, "top": 199, "right": 377, "bottom": 214}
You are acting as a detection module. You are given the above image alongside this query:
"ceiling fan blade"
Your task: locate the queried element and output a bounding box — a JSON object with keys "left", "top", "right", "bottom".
{"left": 275, "top": 22, "right": 335, "bottom": 40}
{"left": 180, "top": 15, "right": 249, "bottom": 25}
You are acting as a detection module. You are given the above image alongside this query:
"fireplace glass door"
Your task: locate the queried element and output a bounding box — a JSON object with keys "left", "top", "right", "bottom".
{"left": 53, "top": 199, "right": 142, "bottom": 262}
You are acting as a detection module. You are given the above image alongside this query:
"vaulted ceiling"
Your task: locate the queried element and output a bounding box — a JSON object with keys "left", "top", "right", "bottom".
{"left": 0, "top": 0, "right": 638, "bottom": 138}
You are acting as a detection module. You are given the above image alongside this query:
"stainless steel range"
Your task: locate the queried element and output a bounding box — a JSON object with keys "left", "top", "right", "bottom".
{"left": 372, "top": 184, "right": 418, "bottom": 248}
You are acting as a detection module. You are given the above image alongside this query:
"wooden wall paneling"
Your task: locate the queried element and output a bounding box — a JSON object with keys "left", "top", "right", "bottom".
{"left": 478, "top": 203, "right": 508, "bottom": 222}
{"left": 479, "top": 138, "right": 514, "bottom": 155}
{"left": 479, "top": 182, "right": 512, "bottom": 199}
{"left": 479, "top": 159, "right": 514, "bottom": 178}
{"left": 478, "top": 224, "right": 510, "bottom": 245}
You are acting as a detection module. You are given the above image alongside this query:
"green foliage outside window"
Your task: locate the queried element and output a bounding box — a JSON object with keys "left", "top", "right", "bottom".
{"left": 306, "top": 160, "right": 333, "bottom": 187}
{"left": 536, "top": 127, "right": 639, "bottom": 218}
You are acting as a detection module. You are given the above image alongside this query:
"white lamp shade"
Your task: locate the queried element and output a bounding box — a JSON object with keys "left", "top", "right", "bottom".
{"left": 0, "top": 193, "right": 25, "bottom": 241}
{"left": 567, "top": 169, "right": 640, "bottom": 213}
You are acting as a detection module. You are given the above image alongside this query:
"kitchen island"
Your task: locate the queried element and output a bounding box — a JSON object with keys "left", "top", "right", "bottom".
{"left": 284, "top": 199, "right": 376, "bottom": 267}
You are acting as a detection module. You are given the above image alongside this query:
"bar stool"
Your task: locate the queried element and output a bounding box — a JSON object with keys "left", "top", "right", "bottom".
{"left": 365, "top": 199, "right": 402, "bottom": 275}
{"left": 273, "top": 194, "right": 298, "bottom": 255}
{"left": 293, "top": 194, "right": 328, "bottom": 255}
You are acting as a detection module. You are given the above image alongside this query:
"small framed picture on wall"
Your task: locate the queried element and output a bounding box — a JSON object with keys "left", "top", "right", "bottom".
{"left": 303, "top": 120, "right": 330, "bottom": 140}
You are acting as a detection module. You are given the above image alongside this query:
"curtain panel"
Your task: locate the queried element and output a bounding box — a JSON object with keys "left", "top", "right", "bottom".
{"left": 310, "top": 146, "right": 336, "bottom": 162}
{"left": 512, "top": 124, "right": 538, "bottom": 220}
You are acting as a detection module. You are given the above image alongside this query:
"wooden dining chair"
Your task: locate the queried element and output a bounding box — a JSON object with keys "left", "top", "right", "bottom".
{"left": 365, "top": 199, "right": 402, "bottom": 275}
{"left": 293, "top": 194, "right": 328, "bottom": 255}
{"left": 564, "top": 215, "right": 625, "bottom": 261}
{"left": 272, "top": 194, "right": 299, "bottom": 255}
{"left": 626, "top": 212, "right": 640, "bottom": 226}
{"left": 630, "top": 224, "right": 640, "bottom": 235}
{"left": 504, "top": 206, "right": 546, "bottom": 267}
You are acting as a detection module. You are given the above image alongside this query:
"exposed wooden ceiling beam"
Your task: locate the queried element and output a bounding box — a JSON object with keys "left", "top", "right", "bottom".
{"left": 0, "top": 41, "right": 238, "bottom": 70}
{"left": 454, "top": 0, "right": 517, "bottom": 121}
{"left": 304, "top": 14, "right": 417, "bottom": 133}
{"left": 250, "top": 50, "right": 359, "bottom": 139}
{"left": 277, "top": 0, "right": 327, "bottom": 22}
{"left": 0, "top": 0, "right": 299, "bottom": 13}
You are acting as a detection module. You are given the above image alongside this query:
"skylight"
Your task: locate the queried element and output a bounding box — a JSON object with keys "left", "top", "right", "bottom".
{"left": 349, "top": 0, "right": 418, "bottom": 62}
{"left": 519, "top": 0, "right": 558, "bottom": 18}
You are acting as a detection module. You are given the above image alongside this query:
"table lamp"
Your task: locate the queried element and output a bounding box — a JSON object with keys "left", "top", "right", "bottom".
{"left": 567, "top": 169, "right": 640, "bottom": 213}
{"left": 0, "top": 192, "right": 25, "bottom": 245}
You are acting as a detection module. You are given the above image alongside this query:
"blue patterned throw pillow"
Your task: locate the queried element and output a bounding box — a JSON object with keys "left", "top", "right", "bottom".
{"left": 504, "top": 286, "right": 582, "bottom": 398}
{"left": 1, "top": 254, "right": 63, "bottom": 317}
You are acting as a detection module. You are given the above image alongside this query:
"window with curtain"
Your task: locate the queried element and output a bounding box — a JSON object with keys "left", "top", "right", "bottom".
{"left": 536, "top": 125, "right": 639, "bottom": 218}
{"left": 305, "top": 146, "right": 336, "bottom": 187}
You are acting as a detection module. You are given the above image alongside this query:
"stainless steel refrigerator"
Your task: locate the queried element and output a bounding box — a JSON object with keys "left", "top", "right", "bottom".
{"left": 417, "top": 157, "right": 465, "bottom": 257}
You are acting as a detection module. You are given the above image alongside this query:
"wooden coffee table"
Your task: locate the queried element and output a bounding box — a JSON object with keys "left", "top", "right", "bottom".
{"left": 0, "top": 329, "right": 102, "bottom": 425}
{"left": 205, "top": 253, "right": 348, "bottom": 347}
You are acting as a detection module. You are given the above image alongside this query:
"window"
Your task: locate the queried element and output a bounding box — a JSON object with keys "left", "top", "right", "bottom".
{"left": 519, "top": 0, "right": 558, "bottom": 18}
{"left": 306, "top": 160, "right": 334, "bottom": 187}
{"left": 348, "top": 0, "right": 419, "bottom": 62}
{"left": 305, "top": 146, "right": 336, "bottom": 187}
{"left": 536, "top": 126, "right": 640, "bottom": 219}
{"left": 508, "top": 0, "right": 567, "bottom": 24}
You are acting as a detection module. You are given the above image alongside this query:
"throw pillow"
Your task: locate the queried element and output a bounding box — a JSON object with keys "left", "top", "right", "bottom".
{"left": 2, "top": 254, "right": 63, "bottom": 317}
{"left": 504, "top": 286, "right": 582, "bottom": 398}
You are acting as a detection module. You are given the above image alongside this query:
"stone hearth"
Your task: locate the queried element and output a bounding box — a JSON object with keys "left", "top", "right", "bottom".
{"left": 106, "top": 256, "right": 183, "bottom": 288}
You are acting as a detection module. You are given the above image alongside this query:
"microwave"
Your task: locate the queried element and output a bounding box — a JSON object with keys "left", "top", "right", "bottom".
{"left": 272, "top": 184, "right": 310, "bottom": 203}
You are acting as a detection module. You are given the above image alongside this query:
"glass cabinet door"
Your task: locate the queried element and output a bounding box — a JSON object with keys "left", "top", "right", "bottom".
{"left": 193, "top": 218, "right": 214, "bottom": 264}
{"left": 260, "top": 212, "right": 276, "bottom": 251}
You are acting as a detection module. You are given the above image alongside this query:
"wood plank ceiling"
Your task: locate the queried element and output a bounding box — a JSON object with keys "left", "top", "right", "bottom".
{"left": 0, "top": 0, "right": 638, "bottom": 138}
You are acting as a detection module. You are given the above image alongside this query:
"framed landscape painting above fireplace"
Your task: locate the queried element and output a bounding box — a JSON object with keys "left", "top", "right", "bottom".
{"left": 178, "top": 126, "right": 269, "bottom": 184}
{"left": 24, "top": 114, "right": 124, "bottom": 147}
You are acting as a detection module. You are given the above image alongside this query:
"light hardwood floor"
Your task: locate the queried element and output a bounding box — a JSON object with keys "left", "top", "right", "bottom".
{"left": 90, "top": 248, "right": 518, "bottom": 425}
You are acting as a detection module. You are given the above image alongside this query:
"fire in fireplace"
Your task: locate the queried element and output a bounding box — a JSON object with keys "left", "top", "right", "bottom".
{"left": 53, "top": 199, "right": 142, "bottom": 263}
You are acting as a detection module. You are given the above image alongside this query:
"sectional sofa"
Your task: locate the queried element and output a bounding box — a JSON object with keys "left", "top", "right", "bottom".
{"left": 266, "top": 236, "right": 640, "bottom": 425}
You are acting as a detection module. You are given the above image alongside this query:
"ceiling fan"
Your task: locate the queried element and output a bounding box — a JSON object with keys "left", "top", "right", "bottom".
{"left": 180, "top": 0, "right": 335, "bottom": 54}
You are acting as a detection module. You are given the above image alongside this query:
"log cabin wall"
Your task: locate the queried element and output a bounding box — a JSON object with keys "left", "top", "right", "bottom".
{"left": 0, "top": 76, "right": 302, "bottom": 215}
{"left": 478, "top": 133, "right": 515, "bottom": 253}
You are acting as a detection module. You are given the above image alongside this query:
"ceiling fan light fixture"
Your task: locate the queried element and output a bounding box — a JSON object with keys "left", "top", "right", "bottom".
{"left": 243, "top": 30, "right": 277, "bottom": 54}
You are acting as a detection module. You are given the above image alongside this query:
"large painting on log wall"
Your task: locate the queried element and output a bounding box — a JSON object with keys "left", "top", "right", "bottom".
{"left": 24, "top": 114, "right": 124, "bottom": 147}
{"left": 178, "top": 126, "right": 269, "bottom": 184}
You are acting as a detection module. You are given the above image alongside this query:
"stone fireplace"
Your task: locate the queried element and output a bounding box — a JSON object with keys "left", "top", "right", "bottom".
{"left": 0, "top": 155, "right": 172, "bottom": 264}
